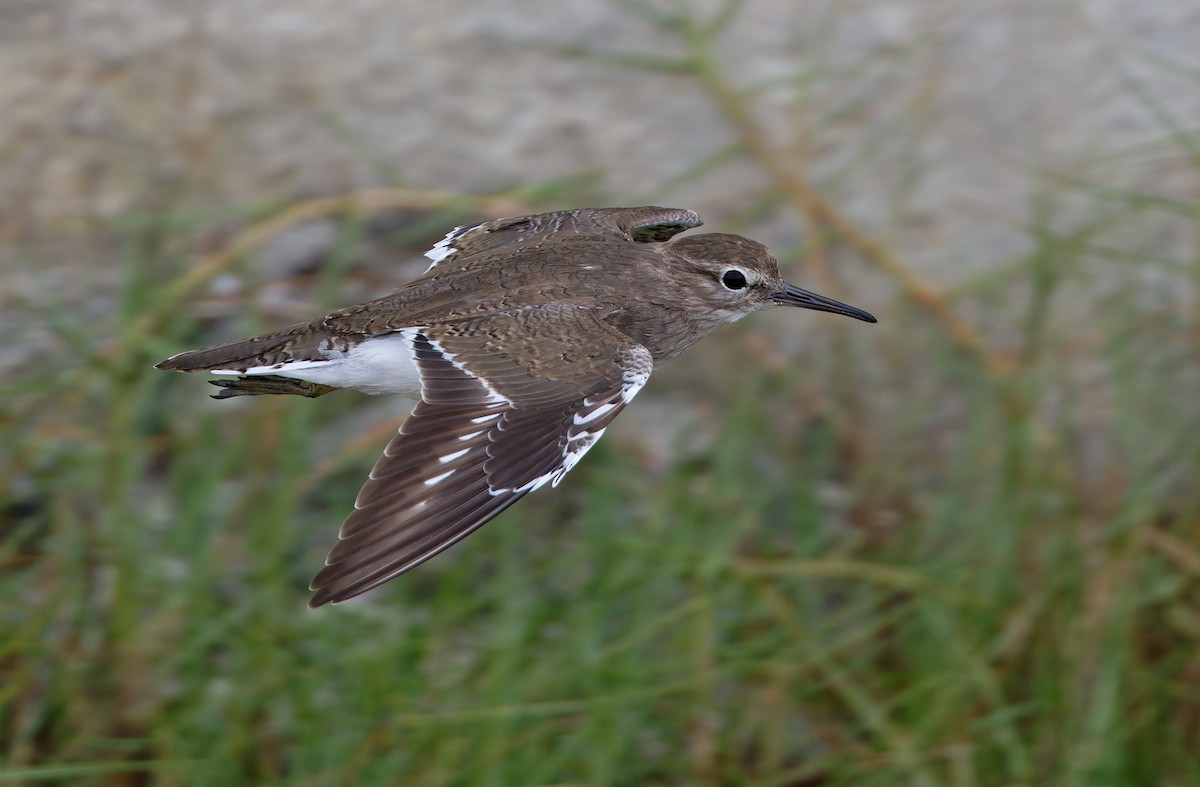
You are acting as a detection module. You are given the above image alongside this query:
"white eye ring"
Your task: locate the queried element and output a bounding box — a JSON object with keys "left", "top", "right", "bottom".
{"left": 720, "top": 268, "right": 749, "bottom": 290}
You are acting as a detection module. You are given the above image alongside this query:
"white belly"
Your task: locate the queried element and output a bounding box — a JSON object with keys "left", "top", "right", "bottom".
{"left": 212, "top": 330, "right": 423, "bottom": 397}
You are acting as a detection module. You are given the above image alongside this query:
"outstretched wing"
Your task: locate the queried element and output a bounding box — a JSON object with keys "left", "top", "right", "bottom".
{"left": 308, "top": 305, "right": 652, "bottom": 607}
{"left": 423, "top": 206, "right": 701, "bottom": 271}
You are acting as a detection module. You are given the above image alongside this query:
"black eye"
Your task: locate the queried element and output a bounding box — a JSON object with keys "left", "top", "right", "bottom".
{"left": 721, "top": 269, "right": 748, "bottom": 290}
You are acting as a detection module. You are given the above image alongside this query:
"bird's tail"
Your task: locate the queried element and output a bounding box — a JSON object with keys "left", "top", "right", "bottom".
{"left": 154, "top": 320, "right": 317, "bottom": 372}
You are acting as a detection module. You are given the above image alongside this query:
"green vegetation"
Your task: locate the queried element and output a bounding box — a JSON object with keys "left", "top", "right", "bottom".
{"left": 3, "top": 3, "right": 1199, "bottom": 786}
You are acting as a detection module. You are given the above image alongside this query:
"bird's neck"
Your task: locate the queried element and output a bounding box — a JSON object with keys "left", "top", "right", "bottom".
{"left": 604, "top": 303, "right": 728, "bottom": 362}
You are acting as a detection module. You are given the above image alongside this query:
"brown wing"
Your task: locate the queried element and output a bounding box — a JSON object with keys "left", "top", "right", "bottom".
{"left": 422, "top": 206, "right": 701, "bottom": 271}
{"left": 156, "top": 207, "right": 701, "bottom": 372}
{"left": 308, "top": 305, "right": 653, "bottom": 607}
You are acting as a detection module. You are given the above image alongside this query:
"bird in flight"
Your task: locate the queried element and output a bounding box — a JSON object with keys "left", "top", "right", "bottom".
{"left": 157, "top": 206, "right": 877, "bottom": 606}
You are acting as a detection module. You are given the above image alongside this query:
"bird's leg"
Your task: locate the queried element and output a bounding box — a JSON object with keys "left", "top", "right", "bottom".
{"left": 208, "top": 375, "right": 339, "bottom": 399}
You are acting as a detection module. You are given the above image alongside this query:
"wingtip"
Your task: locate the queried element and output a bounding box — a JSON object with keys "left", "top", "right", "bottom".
{"left": 307, "top": 586, "right": 330, "bottom": 608}
{"left": 307, "top": 575, "right": 340, "bottom": 608}
{"left": 308, "top": 588, "right": 350, "bottom": 609}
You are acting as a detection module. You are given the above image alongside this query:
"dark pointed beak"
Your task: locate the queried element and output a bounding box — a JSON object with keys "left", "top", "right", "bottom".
{"left": 772, "top": 283, "right": 877, "bottom": 323}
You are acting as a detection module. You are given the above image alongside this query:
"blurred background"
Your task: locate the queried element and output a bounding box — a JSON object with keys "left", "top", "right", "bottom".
{"left": 3, "top": 1, "right": 1199, "bottom": 784}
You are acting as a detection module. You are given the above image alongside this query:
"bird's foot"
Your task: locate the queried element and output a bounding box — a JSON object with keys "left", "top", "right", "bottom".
{"left": 208, "top": 375, "right": 338, "bottom": 399}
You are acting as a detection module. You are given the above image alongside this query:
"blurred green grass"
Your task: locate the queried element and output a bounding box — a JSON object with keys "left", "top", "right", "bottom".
{"left": 4, "top": 6, "right": 1200, "bottom": 786}
{"left": 3, "top": 178, "right": 1198, "bottom": 785}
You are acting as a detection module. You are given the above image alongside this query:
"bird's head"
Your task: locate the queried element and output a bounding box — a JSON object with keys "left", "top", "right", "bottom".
{"left": 670, "top": 233, "right": 878, "bottom": 325}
